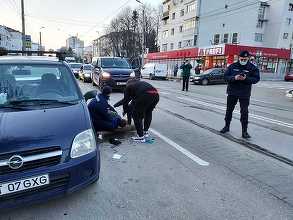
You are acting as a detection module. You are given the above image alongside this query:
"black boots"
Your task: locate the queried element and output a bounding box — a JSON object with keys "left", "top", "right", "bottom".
{"left": 242, "top": 123, "right": 251, "bottom": 139}
{"left": 220, "top": 125, "right": 230, "bottom": 134}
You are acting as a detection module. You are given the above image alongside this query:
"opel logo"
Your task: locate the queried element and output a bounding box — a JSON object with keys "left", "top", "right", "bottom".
{"left": 8, "top": 155, "right": 24, "bottom": 170}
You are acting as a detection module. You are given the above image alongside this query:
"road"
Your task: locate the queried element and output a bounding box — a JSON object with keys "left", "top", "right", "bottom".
{"left": 1, "top": 80, "right": 293, "bottom": 220}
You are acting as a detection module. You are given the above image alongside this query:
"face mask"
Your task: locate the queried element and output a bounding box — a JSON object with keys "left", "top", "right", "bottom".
{"left": 239, "top": 60, "right": 248, "bottom": 66}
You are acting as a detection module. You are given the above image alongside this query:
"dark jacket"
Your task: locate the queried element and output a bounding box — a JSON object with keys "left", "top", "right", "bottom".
{"left": 180, "top": 63, "right": 192, "bottom": 77}
{"left": 122, "top": 81, "right": 158, "bottom": 113}
{"left": 88, "top": 94, "right": 120, "bottom": 129}
{"left": 225, "top": 61, "right": 260, "bottom": 98}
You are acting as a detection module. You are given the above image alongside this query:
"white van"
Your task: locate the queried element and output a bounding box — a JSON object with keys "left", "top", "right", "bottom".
{"left": 141, "top": 63, "right": 168, "bottom": 80}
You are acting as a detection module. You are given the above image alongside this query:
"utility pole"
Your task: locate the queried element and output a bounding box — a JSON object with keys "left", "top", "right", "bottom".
{"left": 136, "top": 0, "right": 145, "bottom": 67}
{"left": 39, "top": 26, "right": 45, "bottom": 55}
{"left": 21, "top": 0, "right": 26, "bottom": 52}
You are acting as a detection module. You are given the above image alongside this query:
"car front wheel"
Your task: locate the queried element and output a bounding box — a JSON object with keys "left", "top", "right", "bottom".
{"left": 201, "top": 79, "right": 209, "bottom": 86}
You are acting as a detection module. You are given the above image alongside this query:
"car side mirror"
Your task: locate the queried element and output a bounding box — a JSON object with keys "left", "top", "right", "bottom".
{"left": 84, "top": 90, "right": 98, "bottom": 102}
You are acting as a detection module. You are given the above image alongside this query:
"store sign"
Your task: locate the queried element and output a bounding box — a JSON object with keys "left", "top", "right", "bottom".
{"left": 198, "top": 45, "right": 225, "bottom": 56}
{"left": 25, "top": 35, "right": 32, "bottom": 49}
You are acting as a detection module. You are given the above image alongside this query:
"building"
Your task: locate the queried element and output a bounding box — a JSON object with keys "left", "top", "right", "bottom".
{"left": 92, "top": 34, "right": 114, "bottom": 57}
{"left": 83, "top": 45, "right": 93, "bottom": 63}
{"left": 66, "top": 36, "right": 84, "bottom": 58}
{"left": 150, "top": 0, "right": 293, "bottom": 78}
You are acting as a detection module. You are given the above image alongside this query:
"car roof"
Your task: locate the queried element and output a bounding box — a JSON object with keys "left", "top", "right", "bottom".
{"left": 0, "top": 56, "right": 63, "bottom": 65}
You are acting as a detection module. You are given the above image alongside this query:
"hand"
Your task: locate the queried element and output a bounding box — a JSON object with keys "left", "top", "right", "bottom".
{"left": 235, "top": 75, "right": 241, "bottom": 80}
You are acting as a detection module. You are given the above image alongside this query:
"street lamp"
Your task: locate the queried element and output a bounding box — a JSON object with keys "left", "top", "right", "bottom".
{"left": 39, "top": 26, "right": 45, "bottom": 54}
{"left": 135, "top": 0, "right": 145, "bottom": 67}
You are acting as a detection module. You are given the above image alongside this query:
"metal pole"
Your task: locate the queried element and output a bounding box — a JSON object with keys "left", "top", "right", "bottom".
{"left": 142, "top": 8, "right": 145, "bottom": 67}
{"left": 39, "top": 32, "right": 42, "bottom": 51}
{"left": 21, "top": 0, "right": 26, "bottom": 52}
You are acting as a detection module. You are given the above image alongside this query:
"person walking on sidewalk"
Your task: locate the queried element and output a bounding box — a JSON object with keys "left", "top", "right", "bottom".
{"left": 121, "top": 79, "right": 159, "bottom": 142}
{"left": 220, "top": 50, "right": 260, "bottom": 139}
{"left": 180, "top": 59, "right": 192, "bottom": 91}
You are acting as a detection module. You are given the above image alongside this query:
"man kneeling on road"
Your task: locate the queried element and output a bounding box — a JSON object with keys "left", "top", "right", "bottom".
{"left": 119, "top": 78, "right": 159, "bottom": 143}
{"left": 220, "top": 50, "right": 260, "bottom": 139}
{"left": 88, "top": 86, "right": 126, "bottom": 132}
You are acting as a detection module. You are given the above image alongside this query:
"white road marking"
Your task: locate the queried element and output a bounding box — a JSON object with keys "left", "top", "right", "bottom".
{"left": 149, "top": 128, "right": 210, "bottom": 166}
{"left": 159, "top": 91, "right": 171, "bottom": 95}
{"left": 177, "top": 96, "right": 293, "bottom": 129}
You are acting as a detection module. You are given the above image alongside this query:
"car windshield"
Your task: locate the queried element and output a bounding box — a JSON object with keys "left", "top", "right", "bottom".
{"left": 69, "top": 63, "right": 82, "bottom": 69}
{"left": 0, "top": 64, "right": 81, "bottom": 108}
{"left": 101, "top": 58, "right": 130, "bottom": 69}
{"left": 83, "top": 65, "right": 93, "bottom": 70}
{"left": 201, "top": 69, "right": 216, "bottom": 75}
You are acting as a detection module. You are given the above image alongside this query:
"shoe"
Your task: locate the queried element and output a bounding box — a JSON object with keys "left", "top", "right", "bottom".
{"left": 242, "top": 132, "right": 251, "bottom": 139}
{"left": 131, "top": 136, "right": 146, "bottom": 143}
{"left": 144, "top": 131, "right": 150, "bottom": 138}
{"left": 220, "top": 126, "right": 230, "bottom": 134}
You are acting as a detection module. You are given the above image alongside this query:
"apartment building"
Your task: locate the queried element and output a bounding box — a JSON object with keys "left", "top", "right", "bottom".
{"left": 151, "top": 0, "right": 293, "bottom": 77}
{"left": 66, "top": 36, "right": 84, "bottom": 58}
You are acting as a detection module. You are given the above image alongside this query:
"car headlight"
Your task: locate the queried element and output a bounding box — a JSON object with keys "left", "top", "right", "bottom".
{"left": 102, "top": 72, "right": 111, "bottom": 79}
{"left": 130, "top": 71, "right": 135, "bottom": 78}
{"left": 194, "top": 77, "right": 201, "bottom": 80}
{"left": 71, "top": 129, "right": 96, "bottom": 158}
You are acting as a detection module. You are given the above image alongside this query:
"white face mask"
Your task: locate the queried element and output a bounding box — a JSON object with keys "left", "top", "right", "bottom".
{"left": 239, "top": 60, "right": 248, "bottom": 66}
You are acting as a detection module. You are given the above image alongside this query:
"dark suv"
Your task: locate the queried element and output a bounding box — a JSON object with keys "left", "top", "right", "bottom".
{"left": 91, "top": 57, "right": 135, "bottom": 89}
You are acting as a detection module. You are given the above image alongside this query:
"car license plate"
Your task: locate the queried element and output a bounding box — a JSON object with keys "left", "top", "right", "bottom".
{"left": 117, "top": 82, "right": 126, "bottom": 85}
{"left": 0, "top": 174, "right": 49, "bottom": 196}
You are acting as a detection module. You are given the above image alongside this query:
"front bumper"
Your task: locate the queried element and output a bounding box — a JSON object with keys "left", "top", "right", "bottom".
{"left": 101, "top": 77, "right": 131, "bottom": 87}
{"left": 0, "top": 150, "right": 100, "bottom": 210}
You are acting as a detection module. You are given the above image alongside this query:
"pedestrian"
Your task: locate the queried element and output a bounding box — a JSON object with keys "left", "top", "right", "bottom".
{"left": 194, "top": 65, "right": 201, "bottom": 75}
{"left": 174, "top": 64, "right": 179, "bottom": 77}
{"left": 180, "top": 59, "right": 192, "bottom": 91}
{"left": 120, "top": 78, "right": 159, "bottom": 142}
{"left": 220, "top": 51, "right": 260, "bottom": 138}
{"left": 88, "top": 86, "right": 126, "bottom": 132}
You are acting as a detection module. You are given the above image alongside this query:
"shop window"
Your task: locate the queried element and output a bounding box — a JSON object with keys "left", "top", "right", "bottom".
{"left": 162, "top": 44, "right": 168, "bottom": 52}
{"left": 171, "top": 28, "right": 175, "bottom": 36}
{"left": 232, "top": 33, "right": 238, "bottom": 44}
{"left": 289, "top": 3, "right": 293, "bottom": 11}
{"left": 283, "top": 33, "right": 289, "bottom": 39}
{"left": 172, "top": 13, "right": 176, "bottom": 20}
{"left": 170, "top": 43, "right": 174, "bottom": 50}
{"left": 180, "top": 9, "right": 184, "bottom": 16}
{"left": 223, "top": 33, "right": 229, "bottom": 43}
{"left": 255, "top": 33, "right": 264, "bottom": 42}
{"left": 178, "top": 41, "right": 182, "bottom": 48}
{"left": 213, "top": 34, "right": 220, "bottom": 45}
{"left": 179, "top": 25, "right": 183, "bottom": 32}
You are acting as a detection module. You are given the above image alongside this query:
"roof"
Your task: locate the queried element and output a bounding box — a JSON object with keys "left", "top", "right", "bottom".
{"left": 0, "top": 56, "right": 62, "bottom": 64}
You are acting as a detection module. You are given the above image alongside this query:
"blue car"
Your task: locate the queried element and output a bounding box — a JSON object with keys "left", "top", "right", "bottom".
{"left": 0, "top": 54, "right": 100, "bottom": 209}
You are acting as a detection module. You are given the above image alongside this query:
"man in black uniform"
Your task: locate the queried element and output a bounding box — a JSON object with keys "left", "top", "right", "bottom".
{"left": 220, "top": 51, "right": 260, "bottom": 139}
{"left": 120, "top": 79, "right": 159, "bottom": 142}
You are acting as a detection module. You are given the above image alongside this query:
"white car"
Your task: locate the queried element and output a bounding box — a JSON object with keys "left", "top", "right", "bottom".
{"left": 141, "top": 63, "right": 168, "bottom": 80}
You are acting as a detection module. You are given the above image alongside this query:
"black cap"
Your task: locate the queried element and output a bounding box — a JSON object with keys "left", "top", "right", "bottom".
{"left": 102, "top": 86, "right": 112, "bottom": 96}
{"left": 239, "top": 50, "right": 250, "bottom": 58}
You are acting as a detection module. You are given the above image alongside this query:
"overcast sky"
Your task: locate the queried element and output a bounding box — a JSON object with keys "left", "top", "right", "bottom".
{"left": 0, "top": 0, "right": 159, "bottom": 50}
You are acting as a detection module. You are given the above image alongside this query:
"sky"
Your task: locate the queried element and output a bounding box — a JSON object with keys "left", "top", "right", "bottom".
{"left": 0, "top": 0, "right": 159, "bottom": 50}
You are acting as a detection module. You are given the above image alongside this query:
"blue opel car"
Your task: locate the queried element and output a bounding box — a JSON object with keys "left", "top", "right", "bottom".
{"left": 0, "top": 53, "right": 100, "bottom": 209}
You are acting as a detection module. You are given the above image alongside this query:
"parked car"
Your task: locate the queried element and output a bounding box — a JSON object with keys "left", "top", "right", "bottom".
{"left": 284, "top": 72, "right": 293, "bottom": 81}
{"left": 286, "top": 89, "right": 293, "bottom": 98}
{"left": 68, "top": 62, "right": 82, "bottom": 78}
{"left": 191, "top": 68, "right": 226, "bottom": 85}
{"left": 141, "top": 63, "right": 168, "bottom": 80}
{"left": 79, "top": 64, "right": 93, "bottom": 83}
{"left": 91, "top": 57, "right": 135, "bottom": 89}
{"left": 0, "top": 54, "right": 100, "bottom": 209}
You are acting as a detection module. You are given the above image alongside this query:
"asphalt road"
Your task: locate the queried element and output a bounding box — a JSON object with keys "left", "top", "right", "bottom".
{"left": 2, "top": 79, "right": 293, "bottom": 220}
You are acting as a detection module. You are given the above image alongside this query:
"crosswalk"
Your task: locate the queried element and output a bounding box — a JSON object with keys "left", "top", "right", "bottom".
{"left": 256, "top": 82, "right": 293, "bottom": 90}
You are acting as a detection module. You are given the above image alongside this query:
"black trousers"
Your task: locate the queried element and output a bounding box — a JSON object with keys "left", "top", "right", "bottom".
{"left": 182, "top": 76, "right": 190, "bottom": 91}
{"left": 132, "top": 94, "right": 159, "bottom": 137}
{"left": 224, "top": 95, "right": 250, "bottom": 130}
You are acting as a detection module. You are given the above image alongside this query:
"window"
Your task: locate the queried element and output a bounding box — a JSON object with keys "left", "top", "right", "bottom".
{"left": 168, "top": 5, "right": 171, "bottom": 11}
{"left": 179, "top": 25, "right": 183, "bottom": 32}
{"left": 257, "top": 20, "right": 264, "bottom": 28}
{"left": 178, "top": 41, "right": 182, "bottom": 48}
{"left": 162, "top": 30, "right": 169, "bottom": 39}
{"left": 289, "top": 3, "right": 293, "bottom": 11}
{"left": 287, "top": 18, "right": 292, "bottom": 25}
{"left": 186, "top": 2, "right": 196, "bottom": 13}
{"left": 283, "top": 33, "right": 289, "bottom": 39}
{"left": 223, "top": 33, "right": 229, "bottom": 43}
{"left": 183, "top": 17, "right": 196, "bottom": 31}
{"left": 162, "top": 44, "right": 168, "bottom": 51}
{"left": 172, "top": 13, "right": 176, "bottom": 20}
{"left": 180, "top": 9, "right": 184, "bottom": 16}
{"left": 194, "top": 35, "right": 198, "bottom": 46}
{"left": 184, "top": 39, "right": 192, "bottom": 47}
{"left": 255, "top": 33, "right": 264, "bottom": 42}
{"left": 163, "top": 19, "right": 167, "bottom": 25}
{"left": 232, "top": 33, "right": 238, "bottom": 44}
{"left": 171, "top": 28, "right": 175, "bottom": 36}
{"left": 258, "top": 6, "right": 266, "bottom": 20}
{"left": 213, "top": 34, "right": 220, "bottom": 45}
{"left": 180, "top": 0, "right": 183, "bottom": 3}
{"left": 170, "top": 43, "right": 174, "bottom": 50}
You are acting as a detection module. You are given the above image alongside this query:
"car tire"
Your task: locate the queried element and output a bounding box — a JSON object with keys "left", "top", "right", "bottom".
{"left": 201, "top": 79, "right": 209, "bottom": 86}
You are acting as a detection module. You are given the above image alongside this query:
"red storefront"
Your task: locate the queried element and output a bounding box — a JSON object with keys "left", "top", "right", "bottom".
{"left": 146, "top": 44, "right": 291, "bottom": 77}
